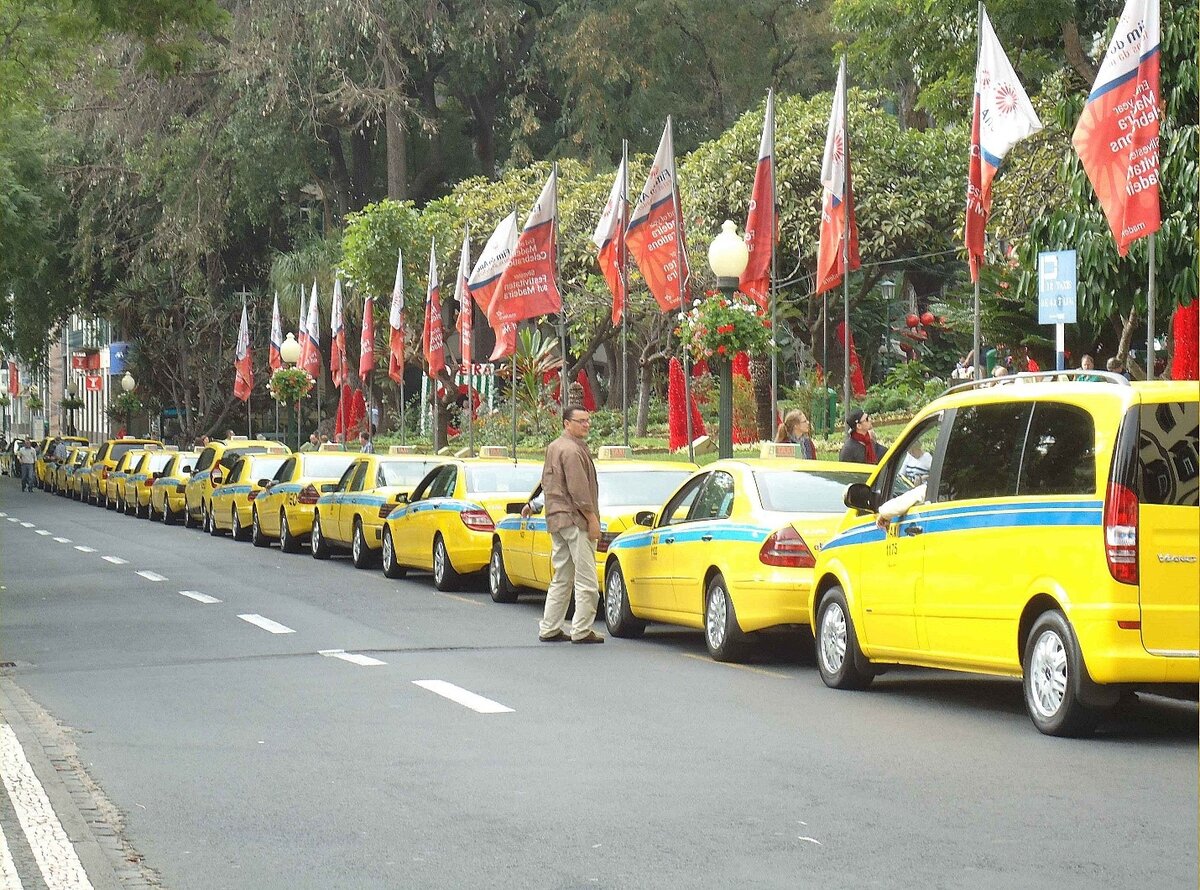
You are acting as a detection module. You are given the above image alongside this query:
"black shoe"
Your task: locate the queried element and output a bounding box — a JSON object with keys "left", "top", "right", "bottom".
{"left": 571, "top": 631, "right": 605, "bottom": 644}
{"left": 538, "top": 630, "right": 570, "bottom": 642}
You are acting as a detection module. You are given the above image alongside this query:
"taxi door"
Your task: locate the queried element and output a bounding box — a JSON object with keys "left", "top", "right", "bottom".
{"left": 398, "top": 465, "right": 456, "bottom": 568}
{"left": 502, "top": 486, "right": 538, "bottom": 586}
{"left": 636, "top": 473, "right": 707, "bottom": 613}
{"left": 668, "top": 471, "right": 736, "bottom": 617}
{"left": 326, "top": 461, "right": 361, "bottom": 544}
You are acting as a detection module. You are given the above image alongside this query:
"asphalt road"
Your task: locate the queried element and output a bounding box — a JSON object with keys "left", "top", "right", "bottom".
{"left": 0, "top": 479, "right": 1196, "bottom": 890}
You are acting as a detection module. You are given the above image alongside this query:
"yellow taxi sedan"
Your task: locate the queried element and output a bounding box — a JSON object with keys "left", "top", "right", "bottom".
{"left": 54, "top": 446, "right": 89, "bottom": 496}
{"left": 65, "top": 448, "right": 98, "bottom": 499}
{"left": 122, "top": 450, "right": 179, "bottom": 517}
{"left": 106, "top": 448, "right": 152, "bottom": 511}
{"left": 250, "top": 451, "right": 359, "bottom": 552}
{"left": 311, "top": 454, "right": 447, "bottom": 567}
{"left": 380, "top": 457, "right": 544, "bottom": 590}
{"left": 209, "top": 453, "right": 291, "bottom": 540}
{"left": 488, "top": 460, "right": 696, "bottom": 604}
{"left": 602, "top": 458, "right": 872, "bottom": 661}
{"left": 149, "top": 451, "right": 201, "bottom": 523}
{"left": 185, "top": 437, "right": 289, "bottom": 531}
{"left": 38, "top": 436, "right": 88, "bottom": 490}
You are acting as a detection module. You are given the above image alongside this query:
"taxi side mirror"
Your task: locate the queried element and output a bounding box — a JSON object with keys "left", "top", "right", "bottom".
{"left": 633, "top": 510, "right": 656, "bottom": 527}
{"left": 257, "top": 479, "right": 271, "bottom": 488}
{"left": 319, "top": 482, "right": 337, "bottom": 493}
{"left": 844, "top": 483, "right": 878, "bottom": 512}
{"left": 152, "top": 472, "right": 163, "bottom": 480}
{"left": 505, "top": 501, "right": 525, "bottom": 515}
{"left": 394, "top": 492, "right": 409, "bottom": 505}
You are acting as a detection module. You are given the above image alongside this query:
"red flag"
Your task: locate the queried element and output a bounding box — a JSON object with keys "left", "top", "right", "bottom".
{"left": 422, "top": 241, "right": 446, "bottom": 377}
{"left": 359, "top": 295, "right": 375, "bottom": 380}
{"left": 1071, "top": 0, "right": 1161, "bottom": 256}
{"left": 233, "top": 303, "right": 254, "bottom": 402}
{"left": 592, "top": 156, "right": 628, "bottom": 325}
{"left": 298, "top": 282, "right": 310, "bottom": 353}
{"left": 815, "top": 60, "right": 861, "bottom": 295}
{"left": 388, "top": 249, "right": 406, "bottom": 384}
{"left": 7, "top": 362, "right": 17, "bottom": 396}
{"left": 740, "top": 90, "right": 776, "bottom": 309}
{"left": 626, "top": 119, "right": 690, "bottom": 312}
{"left": 454, "top": 228, "right": 473, "bottom": 368}
{"left": 330, "top": 276, "right": 348, "bottom": 388}
{"left": 269, "top": 292, "right": 283, "bottom": 372}
{"left": 299, "top": 281, "right": 321, "bottom": 378}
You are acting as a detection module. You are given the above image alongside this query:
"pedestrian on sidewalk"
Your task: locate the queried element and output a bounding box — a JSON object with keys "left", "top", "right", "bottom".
{"left": 17, "top": 440, "right": 38, "bottom": 492}
{"left": 524, "top": 404, "right": 604, "bottom": 644}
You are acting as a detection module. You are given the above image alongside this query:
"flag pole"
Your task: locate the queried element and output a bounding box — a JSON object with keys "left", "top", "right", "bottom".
{"left": 511, "top": 354, "right": 518, "bottom": 458}
{"left": 840, "top": 56, "right": 852, "bottom": 416}
{"left": 621, "top": 139, "right": 630, "bottom": 448}
{"left": 1146, "top": 233, "right": 1156, "bottom": 380}
{"left": 464, "top": 223, "right": 474, "bottom": 456}
{"left": 767, "top": 88, "right": 779, "bottom": 427}
{"left": 972, "top": 1, "right": 984, "bottom": 381}
{"left": 554, "top": 163, "right": 568, "bottom": 409}
{"left": 667, "top": 117, "right": 695, "bottom": 463}
{"left": 399, "top": 372, "right": 406, "bottom": 446}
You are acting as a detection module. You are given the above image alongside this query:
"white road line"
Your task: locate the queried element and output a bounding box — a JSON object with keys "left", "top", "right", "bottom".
{"left": 34, "top": 530, "right": 51, "bottom": 536}
{"left": 6, "top": 517, "right": 19, "bottom": 523}
{"left": 135, "top": 570, "right": 168, "bottom": 582}
{"left": 0, "top": 724, "right": 94, "bottom": 890}
{"left": 73, "top": 546, "right": 96, "bottom": 553}
{"left": 19, "top": 523, "right": 34, "bottom": 528}
{"left": 0, "top": 823, "right": 24, "bottom": 890}
{"left": 319, "top": 649, "right": 387, "bottom": 667}
{"left": 237, "top": 614, "right": 295, "bottom": 634}
{"left": 100, "top": 556, "right": 128, "bottom": 565}
{"left": 412, "top": 680, "right": 514, "bottom": 714}
{"left": 0, "top": 512, "right": 7, "bottom": 517}
{"left": 52, "top": 537, "right": 71, "bottom": 544}
{"left": 179, "top": 590, "right": 221, "bottom": 604}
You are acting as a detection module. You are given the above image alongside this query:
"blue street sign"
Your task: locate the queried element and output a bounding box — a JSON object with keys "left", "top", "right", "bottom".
{"left": 1037, "top": 251, "right": 1077, "bottom": 325}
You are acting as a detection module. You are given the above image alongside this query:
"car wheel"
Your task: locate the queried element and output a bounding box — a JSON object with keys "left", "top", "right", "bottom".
{"left": 815, "top": 587, "right": 874, "bottom": 690}
{"left": 163, "top": 500, "right": 178, "bottom": 525}
{"left": 251, "top": 509, "right": 270, "bottom": 548}
{"left": 704, "top": 573, "right": 747, "bottom": 662}
{"left": 381, "top": 527, "right": 406, "bottom": 579}
{"left": 488, "top": 540, "right": 518, "bottom": 603}
{"left": 104, "top": 493, "right": 115, "bottom": 510}
{"left": 232, "top": 508, "right": 249, "bottom": 541}
{"left": 183, "top": 503, "right": 197, "bottom": 529}
{"left": 311, "top": 513, "right": 331, "bottom": 559}
{"left": 351, "top": 520, "right": 375, "bottom": 569}
{"left": 604, "top": 562, "right": 646, "bottom": 638}
{"left": 208, "top": 505, "right": 225, "bottom": 536}
{"left": 431, "top": 534, "right": 461, "bottom": 591}
{"left": 279, "top": 511, "right": 301, "bottom": 554}
{"left": 1023, "top": 611, "right": 1102, "bottom": 737}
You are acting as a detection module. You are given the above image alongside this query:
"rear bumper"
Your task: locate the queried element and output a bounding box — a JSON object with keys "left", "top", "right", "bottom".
{"left": 1075, "top": 610, "right": 1199, "bottom": 684}
{"left": 728, "top": 572, "right": 812, "bottom": 633}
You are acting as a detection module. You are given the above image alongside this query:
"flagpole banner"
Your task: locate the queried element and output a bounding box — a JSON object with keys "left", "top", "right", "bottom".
{"left": 815, "top": 63, "right": 861, "bottom": 295}
{"left": 467, "top": 211, "right": 519, "bottom": 315}
{"left": 423, "top": 240, "right": 446, "bottom": 377}
{"left": 1071, "top": 0, "right": 1161, "bottom": 255}
{"left": 740, "top": 90, "right": 776, "bottom": 308}
{"left": 389, "top": 248, "right": 406, "bottom": 384}
{"left": 300, "top": 281, "right": 321, "bottom": 377}
{"left": 965, "top": 7, "right": 1043, "bottom": 281}
{"left": 360, "top": 295, "right": 375, "bottom": 380}
{"left": 298, "top": 283, "right": 310, "bottom": 351}
{"left": 455, "top": 228, "right": 473, "bottom": 367}
{"left": 269, "top": 292, "right": 283, "bottom": 372}
{"left": 626, "top": 119, "right": 690, "bottom": 312}
{"left": 330, "top": 275, "right": 347, "bottom": 388}
{"left": 234, "top": 303, "right": 254, "bottom": 402}
{"left": 593, "top": 156, "right": 629, "bottom": 325}
{"left": 490, "top": 168, "right": 562, "bottom": 361}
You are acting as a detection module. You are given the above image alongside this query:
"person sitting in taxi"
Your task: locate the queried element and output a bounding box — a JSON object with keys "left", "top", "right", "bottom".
{"left": 876, "top": 443, "right": 931, "bottom": 530}
{"left": 774, "top": 410, "right": 816, "bottom": 459}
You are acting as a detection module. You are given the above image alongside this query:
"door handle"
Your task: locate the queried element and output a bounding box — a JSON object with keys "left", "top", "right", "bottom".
{"left": 701, "top": 534, "right": 714, "bottom": 542}
{"left": 663, "top": 536, "right": 675, "bottom": 544}
{"left": 903, "top": 524, "right": 924, "bottom": 536}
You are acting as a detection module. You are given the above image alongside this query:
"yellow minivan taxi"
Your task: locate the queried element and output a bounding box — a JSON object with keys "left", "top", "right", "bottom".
{"left": 810, "top": 374, "right": 1199, "bottom": 736}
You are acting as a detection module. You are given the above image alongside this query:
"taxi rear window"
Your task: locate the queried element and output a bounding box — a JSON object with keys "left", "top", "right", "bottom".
{"left": 755, "top": 470, "right": 868, "bottom": 513}
{"left": 1139, "top": 402, "right": 1199, "bottom": 506}
{"left": 300, "top": 454, "right": 357, "bottom": 478}
{"left": 249, "top": 457, "right": 288, "bottom": 480}
{"left": 597, "top": 470, "right": 692, "bottom": 507}
{"left": 378, "top": 460, "right": 441, "bottom": 487}
{"left": 466, "top": 464, "right": 543, "bottom": 494}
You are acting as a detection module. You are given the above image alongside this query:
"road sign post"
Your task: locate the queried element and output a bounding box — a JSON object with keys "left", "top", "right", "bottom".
{"left": 1038, "top": 250, "right": 1077, "bottom": 371}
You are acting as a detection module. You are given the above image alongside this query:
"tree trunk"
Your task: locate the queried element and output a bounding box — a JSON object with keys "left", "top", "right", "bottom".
{"left": 750, "top": 356, "right": 772, "bottom": 439}
{"left": 1062, "top": 20, "right": 1099, "bottom": 84}
{"left": 319, "top": 124, "right": 352, "bottom": 220}
{"left": 636, "top": 360, "right": 653, "bottom": 437}
{"left": 349, "top": 126, "right": 373, "bottom": 210}
{"left": 383, "top": 59, "right": 408, "bottom": 201}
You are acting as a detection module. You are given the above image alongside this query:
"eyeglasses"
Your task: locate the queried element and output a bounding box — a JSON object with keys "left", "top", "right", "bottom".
{"left": 568, "top": 416, "right": 591, "bottom": 425}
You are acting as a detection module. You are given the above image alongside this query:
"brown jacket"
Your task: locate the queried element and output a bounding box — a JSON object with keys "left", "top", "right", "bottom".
{"left": 542, "top": 432, "right": 599, "bottom": 534}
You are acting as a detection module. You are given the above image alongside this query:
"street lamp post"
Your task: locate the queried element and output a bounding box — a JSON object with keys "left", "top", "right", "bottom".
{"left": 120, "top": 372, "right": 136, "bottom": 435}
{"left": 65, "top": 382, "right": 79, "bottom": 436}
{"left": 707, "top": 220, "right": 750, "bottom": 460}
{"left": 279, "top": 332, "right": 302, "bottom": 451}
{"left": 879, "top": 277, "right": 896, "bottom": 374}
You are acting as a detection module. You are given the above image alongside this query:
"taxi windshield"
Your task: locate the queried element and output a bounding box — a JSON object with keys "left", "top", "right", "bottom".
{"left": 465, "top": 464, "right": 543, "bottom": 494}
{"left": 249, "top": 457, "right": 288, "bottom": 480}
{"left": 379, "top": 460, "right": 442, "bottom": 486}
{"left": 300, "top": 454, "right": 357, "bottom": 478}
{"left": 597, "top": 469, "right": 693, "bottom": 507}
{"left": 145, "top": 453, "right": 175, "bottom": 473}
{"left": 754, "top": 469, "right": 868, "bottom": 513}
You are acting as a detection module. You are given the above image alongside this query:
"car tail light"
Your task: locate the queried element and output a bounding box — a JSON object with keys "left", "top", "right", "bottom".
{"left": 247, "top": 490, "right": 259, "bottom": 501}
{"left": 143, "top": 478, "right": 154, "bottom": 487}
{"left": 596, "top": 531, "right": 619, "bottom": 553}
{"left": 460, "top": 509, "right": 495, "bottom": 532}
{"left": 759, "top": 526, "right": 815, "bottom": 568}
{"left": 1103, "top": 481, "right": 1139, "bottom": 584}
{"left": 211, "top": 471, "right": 223, "bottom": 486}
{"left": 298, "top": 484, "right": 320, "bottom": 505}
{"left": 100, "top": 468, "right": 109, "bottom": 481}
{"left": 379, "top": 503, "right": 397, "bottom": 519}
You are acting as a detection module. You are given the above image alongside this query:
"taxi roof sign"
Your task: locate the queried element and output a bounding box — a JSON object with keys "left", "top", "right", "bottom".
{"left": 389, "top": 445, "right": 419, "bottom": 455}
{"left": 477, "top": 445, "right": 510, "bottom": 459}
{"left": 760, "top": 442, "right": 799, "bottom": 460}
{"left": 318, "top": 443, "right": 347, "bottom": 451}
{"left": 597, "top": 445, "right": 631, "bottom": 460}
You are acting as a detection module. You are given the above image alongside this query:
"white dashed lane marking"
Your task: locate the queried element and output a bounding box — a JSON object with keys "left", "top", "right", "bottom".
{"left": 237, "top": 614, "right": 295, "bottom": 634}
{"left": 18, "top": 523, "right": 33, "bottom": 529}
{"left": 135, "top": 570, "right": 168, "bottom": 582}
{"left": 179, "top": 591, "right": 221, "bottom": 604}
{"left": 0, "top": 821, "right": 23, "bottom": 889}
{"left": 100, "top": 556, "right": 128, "bottom": 565}
{"left": 319, "top": 649, "right": 387, "bottom": 667}
{"left": 33, "top": 530, "right": 51, "bottom": 536}
{"left": 412, "top": 680, "right": 514, "bottom": 714}
{"left": 52, "top": 537, "right": 71, "bottom": 544}
{"left": 73, "top": 546, "right": 96, "bottom": 553}
{"left": 6, "top": 518, "right": 19, "bottom": 523}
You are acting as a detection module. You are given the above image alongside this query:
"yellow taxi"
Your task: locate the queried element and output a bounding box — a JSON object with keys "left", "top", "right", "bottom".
{"left": 184, "top": 437, "right": 290, "bottom": 531}
{"left": 65, "top": 447, "right": 98, "bottom": 499}
{"left": 83, "top": 438, "right": 163, "bottom": 506}
{"left": 105, "top": 448, "right": 152, "bottom": 511}
{"left": 311, "top": 453, "right": 448, "bottom": 567}
{"left": 121, "top": 450, "right": 180, "bottom": 517}
{"left": 209, "top": 452, "right": 292, "bottom": 540}
{"left": 380, "top": 457, "right": 545, "bottom": 590}
{"left": 488, "top": 458, "right": 696, "bottom": 604}
{"left": 602, "top": 458, "right": 872, "bottom": 661}
{"left": 250, "top": 450, "right": 359, "bottom": 552}
{"left": 37, "top": 436, "right": 89, "bottom": 489}
{"left": 149, "top": 451, "right": 201, "bottom": 524}
{"left": 54, "top": 446, "right": 89, "bottom": 496}
{"left": 810, "top": 374, "right": 1200, "bottom": 736}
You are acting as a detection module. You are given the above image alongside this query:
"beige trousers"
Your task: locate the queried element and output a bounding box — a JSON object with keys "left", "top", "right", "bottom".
{"left": 539, "top": 524, "right": 600, "bottom": 639}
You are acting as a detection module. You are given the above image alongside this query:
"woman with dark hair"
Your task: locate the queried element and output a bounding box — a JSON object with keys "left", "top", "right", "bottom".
{"left": 838, "top": 409, "right": 880, "bottom": 464}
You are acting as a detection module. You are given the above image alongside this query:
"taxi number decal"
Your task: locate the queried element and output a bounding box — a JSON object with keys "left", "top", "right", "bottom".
{"left": 286, "top": 494, "right": 299, "bottom": 507}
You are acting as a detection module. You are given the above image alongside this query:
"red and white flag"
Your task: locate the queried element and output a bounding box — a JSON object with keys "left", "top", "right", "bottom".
{"left": 233, "top": 302, "right": 253, "bottom": 402}
{"left": 965, "top": 7, "right": 1042, "bottom": 281}
{"left": 422, "top": 241, "right": 446, "bottom": 377}
{"left": 592, "top": 156, "right": 628, "bottom": 325}
{"left": 269, "top": 292, "right": 283, "bottom": 372}
{"left": 359, "top": 295, "right": 375, "bottom": 380}
{"left": 298, "top": 283, "right": 310, "bottom": 352}
{"left": 300, "top": 280, "right": 321, "bottom": 378}
{"left": 330, "top": 275, "right": 348, "bottom": 388}
{"left": 1071, "top": 0, "right": 1161, "bottom": 256}
{"left": 626, "top": 118, "right": 690, "bottom": 312}
{"left": 454, "top": 228, "right": 473, "bottom": 367}
{"left": 816, "top": 60, "right": 861, "bottom": 295}
{"left": 388, "top": 248, "right": 406, "bottom": 384}
{"left": 490, "top": 167, "right": 562, "bottom": 361}
{"left": 740, "top": 90, "right": 776, "bottom": 308}
{"left": 467, "top": 212, "right": 518, "bottom": 317}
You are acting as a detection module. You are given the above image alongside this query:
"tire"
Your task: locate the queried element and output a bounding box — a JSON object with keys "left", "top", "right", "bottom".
{"left": 310, "top": 513, "right": 331, "bottom": 559}
{"left": 604, "top": 562, "right": 646, "bottom": 638}
{"left": 431, "top": 534, "right": 461, "bottom": 591}
{"left": 183, "top": 503, "right": 197, "bottom": 529}
{"left": 163, "top": 500, "right": 179, "bottom": 526}
{"left": 232, "top": 507, "right": 249, "bottom": 541}
{"left": 251, "top": 508, "right": 270, "bottom": 548}
{"left": 105, "top": 492, "right": 115, "bottom": 510}
{"left": 207, "top": 505, "right": 224, "bottom": 536}
{"left": 351, "top": 520, "right": 375, "bottom": 569}
{"left": 704, "top": 573, "right": 747, "bottom": 662}
{"left": 815, "top": 587, "right": 874, "bottom": 690}
{"left": 381, "top": 527, "right": 406, "bottom": 579}
{"left": 1022, "top": 611, "right": 1102, "bottom": 737}
{"left": 488, "top": 540, "right": 518, "bottom": 603}
{"left": 279, "top": 511, "right": 301, "bottom": 554}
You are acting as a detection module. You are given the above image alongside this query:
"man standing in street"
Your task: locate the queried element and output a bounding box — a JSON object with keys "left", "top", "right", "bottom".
{"left": 16, "top": 440, "right": 38, "bottom": 492}
{"left": 525, "top": 405, "right": 604, "bottom": 644}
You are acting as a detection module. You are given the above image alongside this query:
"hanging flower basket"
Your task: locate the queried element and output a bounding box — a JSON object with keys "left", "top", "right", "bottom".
{"left": 26, "top": 393, "right": 44, "bottom": 413}
{"left": 269, "top": 367, "right": 315, "bottom": 405}
{"left": 61, "top": 396, "right": 85, "bottom": 411}
{"left": 105, "top": 391, "right": 141, "bottom": 420}
{"left": 677, "top": 291, "right": 772, "bottom": 362}
{"left": 0, "top": 395, "right": 10, "bottom": 408}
